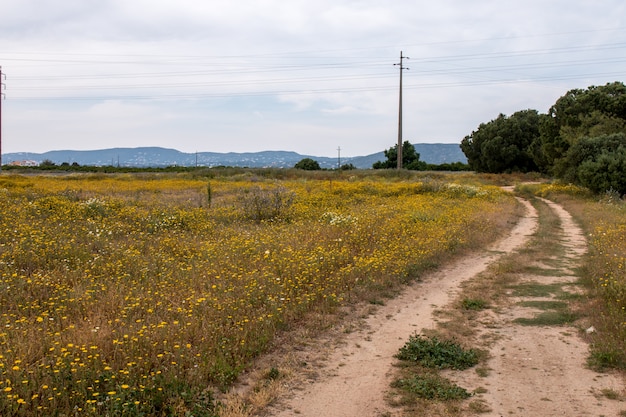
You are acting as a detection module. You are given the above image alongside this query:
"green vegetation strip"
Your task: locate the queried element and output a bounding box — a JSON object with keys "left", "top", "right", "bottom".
{"left": 513, "top": 311, "right": 577, "bottom": 326}
{"left": 390, "top": 374, "right": 472, "bottom": 401}
{"left": 395, "top": 335, "right": 479, "bottom": 370}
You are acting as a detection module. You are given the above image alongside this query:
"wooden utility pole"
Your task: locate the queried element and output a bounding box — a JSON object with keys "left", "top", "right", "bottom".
{"left": 0, "top": 66, "right": 5, "bottom": 172}
{"left": 394, "top": 52, "right": 409, "bottom": 169}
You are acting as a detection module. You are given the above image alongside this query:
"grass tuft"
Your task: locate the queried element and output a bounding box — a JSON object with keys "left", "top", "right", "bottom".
{"left": 513, "top": 311, "right": 577, "bottom": 326}
{"left": 461, "top": 298, "right": 489, "bottom": 311}
{"left": 509, "top": 282, "right": 569, "bottom": 298}
{"left": 390, "top": 373, "right": 472, "bottom": 401}
{"left": 517, "top": 300, "right": 568, "bottom": 310}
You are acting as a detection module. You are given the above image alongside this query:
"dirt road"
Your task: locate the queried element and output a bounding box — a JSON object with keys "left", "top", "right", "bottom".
{"left": 451, "top": 198, "right": 625, "bottom": 416}
{"left": 261, "top": 196, "right": 624, "bottom": 417}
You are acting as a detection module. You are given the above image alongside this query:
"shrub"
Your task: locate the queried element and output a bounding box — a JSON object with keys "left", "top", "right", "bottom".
{"left": 577, "top": 147, "right": 626, "bottom": 196}
{"left": 294, "top": 158, "right": 321, "bottom": 170}
{"left": 238, "top": 185, "right": 295, "bottom": 222}
{"left": 557, "top": 133, "right": 626, "bottom": 195}
{"left": 395, "top": 334, "right": 479, "bottom": 370}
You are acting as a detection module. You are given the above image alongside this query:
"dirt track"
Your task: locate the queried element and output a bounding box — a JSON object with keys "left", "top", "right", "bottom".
{"left": 260, "top": 196, "right": 624, "bottom": 416}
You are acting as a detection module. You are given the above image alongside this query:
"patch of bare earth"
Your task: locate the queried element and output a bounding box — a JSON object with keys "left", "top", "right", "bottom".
{"left": 225, "top": 196, "right": 625, "bottom": 417}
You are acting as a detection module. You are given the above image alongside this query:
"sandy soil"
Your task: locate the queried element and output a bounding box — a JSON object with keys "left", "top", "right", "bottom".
{"left": 253, "top": 195, "right": 626, "bottom": 416}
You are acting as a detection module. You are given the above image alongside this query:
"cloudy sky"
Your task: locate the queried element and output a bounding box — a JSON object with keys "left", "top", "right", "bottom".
{"left": 1, "top": 1, "right": 625, "bottom": 157}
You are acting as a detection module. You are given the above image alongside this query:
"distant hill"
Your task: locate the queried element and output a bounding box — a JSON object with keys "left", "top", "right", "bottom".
{"left": 349, "top": 143, "right": 466, "bottom": 168}
{"left": 5, "top": 143, "right": 466, "bottom": 169}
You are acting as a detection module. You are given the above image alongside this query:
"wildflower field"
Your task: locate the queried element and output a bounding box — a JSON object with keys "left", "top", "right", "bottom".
{"left": 0, "top": 172, "right": 515, "bottom": 416}
{"left": 529, "top": 183, "right": 626, "bottom": 369}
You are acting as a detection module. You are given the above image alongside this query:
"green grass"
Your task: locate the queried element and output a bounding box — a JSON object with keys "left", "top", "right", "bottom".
{"left": 509, "top": 282, "right": 569, "bottom": 298}
{"left": 461, "top": 298, "right": 489, "bottom": 311}
{"left": 588, "top": 349, "right": 626, "bottom": 371}
{"left": 517, "top": 300, "right": 568, "bottom": 310}
{"left": 513, "top": 284, "right": 577, "bottom": 328}
{"left": 395, "top": 335, "right": 479, "bottom": 370}
{"left": 390, "top": 373, "right": 472, "bottom": 401}
{"left": 390, "top": 334, "right": 479, "bottom": 409}
{"left": 513, "top": 311, "right": 577, "bottom": 326}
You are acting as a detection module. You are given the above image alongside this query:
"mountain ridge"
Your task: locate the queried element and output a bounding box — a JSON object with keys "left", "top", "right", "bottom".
{"left": 5, "top": 143, "right": 466, "bottom": 169}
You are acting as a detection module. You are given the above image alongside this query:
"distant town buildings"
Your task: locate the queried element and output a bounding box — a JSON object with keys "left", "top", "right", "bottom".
{"left": 9, "top": 160, "right": 38, "bottom": 167}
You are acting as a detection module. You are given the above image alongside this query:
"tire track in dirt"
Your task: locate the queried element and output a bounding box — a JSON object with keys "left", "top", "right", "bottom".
{"left": 265, "top": 198, "right": 539, "bottom": 417}
{"left": 450, "top": 197, "right": 625, "bottom": 416}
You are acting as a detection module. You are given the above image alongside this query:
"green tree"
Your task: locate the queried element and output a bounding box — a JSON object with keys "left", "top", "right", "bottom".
{"left": 294, "top": 158, "right": 321, "bottom": 170}
{"left": 373, "top": 141, "right": 426, "bottom": 170}
{"left": 460, "top": 110, "right": 540, "bottom": 173}
{"left": 557, "top": 133, "right": 626, "bottom": 195}
{"left": 39, "top": 159, "right": 57, "bottom": 168}
{"left": 534, "top": 82, "right": 626, "bottom": 172}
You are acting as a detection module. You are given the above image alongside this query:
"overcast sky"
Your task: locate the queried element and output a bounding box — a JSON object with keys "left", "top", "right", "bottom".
{"left": 1, "top": 1, "right": 625, "bottom": 157}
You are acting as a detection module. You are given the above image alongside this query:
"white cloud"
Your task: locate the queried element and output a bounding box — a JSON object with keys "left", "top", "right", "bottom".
{"left": 1, "top": 0, "right": 626, "bottom": 156}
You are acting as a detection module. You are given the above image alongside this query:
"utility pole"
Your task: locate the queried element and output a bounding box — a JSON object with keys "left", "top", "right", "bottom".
{"left": 394, "top": 51, "right": 409, "bottom": 169}
{"left": 337, "top": 146, "right": 341, "bottom": 169}
{"left": 0, "top": 66, "right": 7, "bottom": 172}
{"left": 0, "top": 66, "right": 5, "bottom": 172}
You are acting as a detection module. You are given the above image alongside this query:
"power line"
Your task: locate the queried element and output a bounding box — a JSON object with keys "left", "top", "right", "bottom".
{"left": 2, "top": 25, "right": 625, "bottom": 61}
{"left": 2, "top": 36, "right": 624, "bottom": 102}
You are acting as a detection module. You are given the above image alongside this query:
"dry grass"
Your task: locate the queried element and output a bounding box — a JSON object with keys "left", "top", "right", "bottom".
{"left": 0, "top": 171, "right": 515, "bottom": 417}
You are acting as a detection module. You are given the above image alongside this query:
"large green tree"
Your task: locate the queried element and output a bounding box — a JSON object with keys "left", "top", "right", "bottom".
{"left": 460, "top": 110, "right": 540, "bottom": 173}
{"left": 534, "top": 81, "right": 626, "bottom": 172}
{"left": 294, "top": 158, "right": 321, "bottom": 170}
{"left": 373, "top": 141, "right": 426, "bottom": 170}
{"left": 459, "top": 81, "right": 626, "bottom": 195}
{"left": 556, "top": 133, "right": 626, "bottom": 195}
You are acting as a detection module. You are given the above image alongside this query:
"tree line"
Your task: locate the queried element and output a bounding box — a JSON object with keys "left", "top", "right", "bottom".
{"left": 460, "top": 81, "right": 626, "bottom": 195}
{"left": 371, "top": 141, "right": 469, "bottom": 171}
